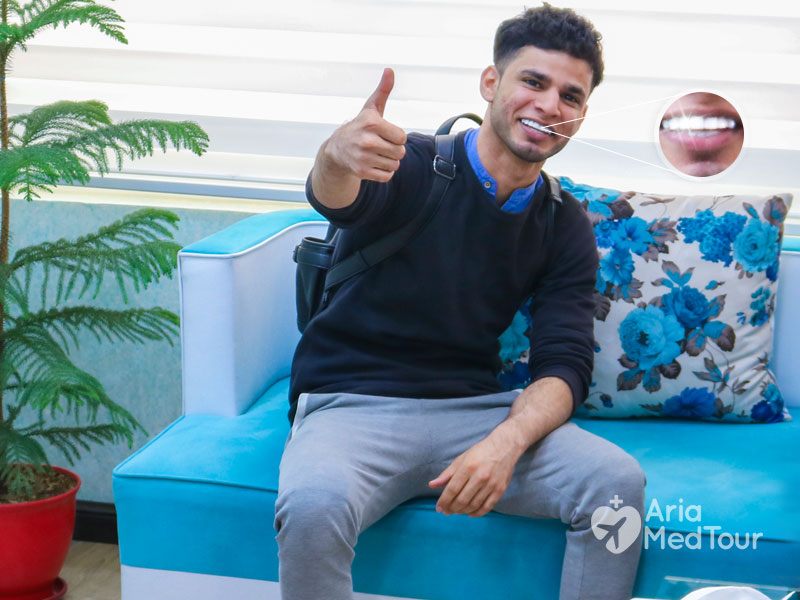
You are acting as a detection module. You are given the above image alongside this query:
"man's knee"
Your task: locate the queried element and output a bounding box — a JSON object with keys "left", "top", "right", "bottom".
{"left": 574, "top": 451, "right": 646, "bottom": 524}
{"left": 274, "top": 486, "right": 359, "bottom": 546}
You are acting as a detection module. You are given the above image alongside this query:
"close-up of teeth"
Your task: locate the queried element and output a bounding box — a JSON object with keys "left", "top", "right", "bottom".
{"left": 521, "top": 118, "right": 555, "bottom": 135}
{"left": 660, "top": 115, "right": 738, "bottom": 132}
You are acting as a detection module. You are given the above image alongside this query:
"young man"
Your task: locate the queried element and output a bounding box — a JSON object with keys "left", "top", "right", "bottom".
{"left": 275, "top": 5, "right": 646, "bottom": 600}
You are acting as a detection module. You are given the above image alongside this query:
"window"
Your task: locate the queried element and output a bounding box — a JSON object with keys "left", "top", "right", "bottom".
{"left": 10, "top": 0, "right": 799, "bottom": 230}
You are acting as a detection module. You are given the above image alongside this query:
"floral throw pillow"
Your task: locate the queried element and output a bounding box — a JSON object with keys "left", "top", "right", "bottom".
{"left": 497, "top": 177, "right": 793, "bottom": 423}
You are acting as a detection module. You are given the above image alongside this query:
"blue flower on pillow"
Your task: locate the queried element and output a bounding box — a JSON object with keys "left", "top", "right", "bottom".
{"left": 658, "top": 279, "right": 733, "bottom": 356}
{"left": 617, "top": 306, "right": 684, "bottom": 396}
{"left": 733, "top": 218, "right": 780, "bottom": 273}
{"left": 748, "top": 287, "right": 773, "bottom": 327}
{"left": 600, "top": 248, "right": 634, "bottom": 287}
{"left": 661, "top": 286, "right": 711, "bottom": 329}
{"left": 619, "top": 306, "right": 683, "bottom": 372}
{"left": 661, "top": 387, "right": 716, "bottom": 418}
{"left": 498, "top": 361, "right": 530, "bottom": 391}
{"left": 594, "top": 220, "right": 617, "bottom": 249}
{"left": 559, "top": 177, "right": 621, "bottom": 217}
{"left": 766, "top": 259, "right": 780, "bottom": 282}
{"left": 609, "top": 217, "right": 653, "bottom": 255}
{"left": 750, "top": 383, "right": 785, "bottom": 423}
{"left": 598, "top": 248, "right": 643, "bottom": 303}
{"left": 498, "top": 311, "right": 530, "bottom": 364}
{"left": 677, "top": 210, "right": 746, "bottom": 266}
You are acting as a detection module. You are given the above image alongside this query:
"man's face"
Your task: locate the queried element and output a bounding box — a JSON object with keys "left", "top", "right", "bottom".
{"left": 481, "top": 45, "right": 593, "bottom": 164}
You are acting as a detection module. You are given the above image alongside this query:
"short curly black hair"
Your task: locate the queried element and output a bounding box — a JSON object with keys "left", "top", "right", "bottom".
{"left": 494, "top": 3, "right": 604, "bottom": 90}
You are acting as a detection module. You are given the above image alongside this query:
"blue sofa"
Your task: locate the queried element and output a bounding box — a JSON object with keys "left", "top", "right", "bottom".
{"left": 113, "top": 208, "right": 800, "bottom": 600}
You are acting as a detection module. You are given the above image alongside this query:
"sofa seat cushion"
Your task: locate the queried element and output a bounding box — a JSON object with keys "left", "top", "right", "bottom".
{"left": 114, "top": 377, "right": 800, "bottom": 596}
{"left": 574, "top": 416, "right": 800, "bottom": 542}
{"left": 115, "top": 378, "right": 291, "bottom": 493}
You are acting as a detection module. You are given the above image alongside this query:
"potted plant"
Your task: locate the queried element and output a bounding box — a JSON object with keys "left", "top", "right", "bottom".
{"left": 0, "top": 1, "right": 209, "bottom": 598}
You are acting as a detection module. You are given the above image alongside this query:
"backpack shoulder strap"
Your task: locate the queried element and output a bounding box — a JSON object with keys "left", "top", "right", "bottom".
{"left": 541, "top": 171, "right": 563, "bottom": 205}
{"left": 322, "top": 134, "right": 457, "bottom": 293}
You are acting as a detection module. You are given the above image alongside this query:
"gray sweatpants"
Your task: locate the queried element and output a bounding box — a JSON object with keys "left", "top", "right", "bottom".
{"left": 274, "top": 390, "right": 645, "bottom": 600}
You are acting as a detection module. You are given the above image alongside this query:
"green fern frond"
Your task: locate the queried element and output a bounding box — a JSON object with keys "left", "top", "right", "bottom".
{"left": 60, "top": 119, "right": 210, "bottom": 174}
{"left": 1, "top": 402, "right": 24, "bottom": 426}
{"left": 9, "top": 100, "right": 112, "bottom": 146}
{"left": 3, "top": 107, "right": 209, "bottom": 200}
{"left": 0, "top": 144, "right": 91, "bottom": 201}
{"left": 1, "top": 272, "right": 30, "bottom": 317}
{"left": 3, "top": 325, "right": 141, "bottom": 431}
{"left": 27, "top": 422, "right": 133, "bottom": 464}
{"left": 5, "top": 0, "right": 127, "bottom": 53}
{"left": 0, "top": 422, "right": 49, "bottom": 498}
{"left": 6, "top": 305, "right": 180, "bottom": 350}
{"left": 10, "top": 208, "right": 180, "bottom": 304}
{"left": 2, "top": 324, "right": 73, "bottom": 390}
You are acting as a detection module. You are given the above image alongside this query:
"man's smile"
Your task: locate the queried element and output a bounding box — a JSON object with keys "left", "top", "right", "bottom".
{"left": 520, "top": 118, "right": 556, "bottom": 137}
{"left": 659, "top": 110, "right": 743, "bottom": 157}
{"left": 660, "top": 115, "right": 740, "bottom": 138}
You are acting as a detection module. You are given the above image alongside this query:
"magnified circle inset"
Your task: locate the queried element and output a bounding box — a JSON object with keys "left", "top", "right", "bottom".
{"left": 658, "top": 92, "right": 744, "bottom": 177}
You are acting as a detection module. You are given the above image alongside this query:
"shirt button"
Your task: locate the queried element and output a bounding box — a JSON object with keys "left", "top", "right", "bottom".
{"left": 484, "top": 181, "right": 491, "bottom": 188}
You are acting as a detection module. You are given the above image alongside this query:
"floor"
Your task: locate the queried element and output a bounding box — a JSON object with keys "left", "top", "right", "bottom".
{"left": 61, "top": 541, "right": 121, "bottom": 600}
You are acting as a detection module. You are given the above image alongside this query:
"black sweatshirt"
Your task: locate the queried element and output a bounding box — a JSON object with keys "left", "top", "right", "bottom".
{"left": 288, "top": 130, "right": 598, "bottom": 423}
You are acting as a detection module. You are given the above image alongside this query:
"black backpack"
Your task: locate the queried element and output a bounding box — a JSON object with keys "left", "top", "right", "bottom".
{"left": 292, "top": 114, "right": 562, "bottom": 333}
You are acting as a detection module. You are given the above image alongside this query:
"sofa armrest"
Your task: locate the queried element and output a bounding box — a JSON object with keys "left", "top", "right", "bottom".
{"left": 774, "top": 248, "right": 800, "bottom": 407}
{"left": 178, "top": 209, "right": 327, "bottom": 416}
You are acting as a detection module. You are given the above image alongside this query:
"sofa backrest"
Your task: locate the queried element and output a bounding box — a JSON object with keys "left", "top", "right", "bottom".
{"left": 178, "top": 210, "right": 799, "bottom": 416}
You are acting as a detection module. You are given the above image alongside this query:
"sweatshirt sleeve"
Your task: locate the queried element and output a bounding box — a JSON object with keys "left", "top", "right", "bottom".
{"left": 305, "top": 133, "right": 434, "bottom": 231}
{"left": 527, "top": 195, "right": 599, "bottom": 415}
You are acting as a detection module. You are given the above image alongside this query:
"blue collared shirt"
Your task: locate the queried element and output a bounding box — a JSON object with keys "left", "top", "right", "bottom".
{"left": 464, "top": 128, "right": 543, "bottom": 213}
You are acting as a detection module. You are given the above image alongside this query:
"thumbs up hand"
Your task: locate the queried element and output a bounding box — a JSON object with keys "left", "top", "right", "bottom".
{"left": 323, "top": 68, "right": 408, "bottom": 183}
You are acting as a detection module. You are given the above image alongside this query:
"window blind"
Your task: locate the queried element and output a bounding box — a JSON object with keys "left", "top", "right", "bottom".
{"left": 8, "top": 0, "right": 799, "bottom": 228}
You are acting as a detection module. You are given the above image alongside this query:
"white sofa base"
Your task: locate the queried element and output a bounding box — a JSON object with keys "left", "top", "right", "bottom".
{"left": 120, "top": 565, "right": 424, "bottom": 600}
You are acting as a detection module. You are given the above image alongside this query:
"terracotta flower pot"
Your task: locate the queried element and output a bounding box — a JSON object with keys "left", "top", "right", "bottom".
{"left": 0, "top": 466, "right": 81, "bottom": 600}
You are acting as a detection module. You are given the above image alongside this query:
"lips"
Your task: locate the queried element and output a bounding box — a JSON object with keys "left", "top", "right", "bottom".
{"left": 659, "top": 113, "right": 742, "bottom": 154}
{"left": 520, "top": 118, "right": 556, "bottom": 138}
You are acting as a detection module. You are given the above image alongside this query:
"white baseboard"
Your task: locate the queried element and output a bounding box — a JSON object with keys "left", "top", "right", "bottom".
{"left": 120, "top": 565, "right": 424, "bottom": 600}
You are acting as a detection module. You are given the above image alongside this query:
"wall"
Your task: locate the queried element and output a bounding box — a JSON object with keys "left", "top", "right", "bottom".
{"left": 7, "top": 193, "right": 298, "bottom": 502}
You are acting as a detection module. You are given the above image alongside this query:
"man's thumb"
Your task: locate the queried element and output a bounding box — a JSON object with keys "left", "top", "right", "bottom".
{"left": 363, "top": 67, "right": 395, "bottom": 117}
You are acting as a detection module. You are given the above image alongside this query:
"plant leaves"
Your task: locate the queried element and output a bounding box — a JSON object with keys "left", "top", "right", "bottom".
{"left": 609, "top": 199, "right": 634, "bottom": 220}
{"left": 661, "top": 260, "right": 680, "bottom": 280}
{"left": 715, "top": 325, "right": 736, "bottom": 352}
{"left": 713, "top": 397, "right": 735, "bottom": 419}
{"left": 703, "top": 320, "right": 726, "bottom": 339}
{"left": 708, "top": 294, "right": 726, "bottom": 318}
{"left": 762, "top": 196, "right": 788, "bottom": 226}
{"left": 642, "top": 368, "right": 661, "bottom": 392}
{"left": 743, "top": 202, "right": 759, "bottom": 219}
{"left": 617, "top": 368, "right": 643, "bottom": 391}
{"left": 693, "top": 371, "right": 716, "bottom": 382}
{"left": 593, "top": 291, "right": 611, "bottom": 322}
{"left": 685, "top": 330, "right": 706, "bottom": 356}
{"left": 10, "top": 208, "right": 181, "bottom": 304}
{"left": 658, "top": 360, "right": 681, "bottom": 379}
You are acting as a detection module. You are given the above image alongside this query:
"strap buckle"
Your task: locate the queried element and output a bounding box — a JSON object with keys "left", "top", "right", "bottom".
{"left": 432, "top": 155, "right": 456, "bottom": 180}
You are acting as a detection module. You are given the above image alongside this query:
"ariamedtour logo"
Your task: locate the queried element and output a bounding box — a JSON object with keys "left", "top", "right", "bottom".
{"left": 591, "top": 495, "right": 764, "bottom": 553}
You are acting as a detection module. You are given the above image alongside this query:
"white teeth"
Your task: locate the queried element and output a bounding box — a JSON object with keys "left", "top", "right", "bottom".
{"left": 521, "top": 118, "right": 554, "bottom": 135}
{"left": 661, "top": 115, "right": 738, "bottom": 132}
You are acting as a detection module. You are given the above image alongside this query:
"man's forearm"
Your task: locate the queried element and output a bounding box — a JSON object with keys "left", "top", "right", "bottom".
{"left": 492, "top": 376, "right": 574, "bottom": 460}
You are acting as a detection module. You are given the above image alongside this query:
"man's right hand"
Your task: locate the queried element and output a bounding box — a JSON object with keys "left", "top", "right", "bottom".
{"left": 326, "top": 67, "right": 408, "bottom": 182}
{"left": 311, "top": 68, "right": 408, "bottom": 209}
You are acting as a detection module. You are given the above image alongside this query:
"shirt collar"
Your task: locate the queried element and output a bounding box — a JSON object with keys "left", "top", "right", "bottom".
{"left": 463, "top": 128, "right": 543, "bottom": 213}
